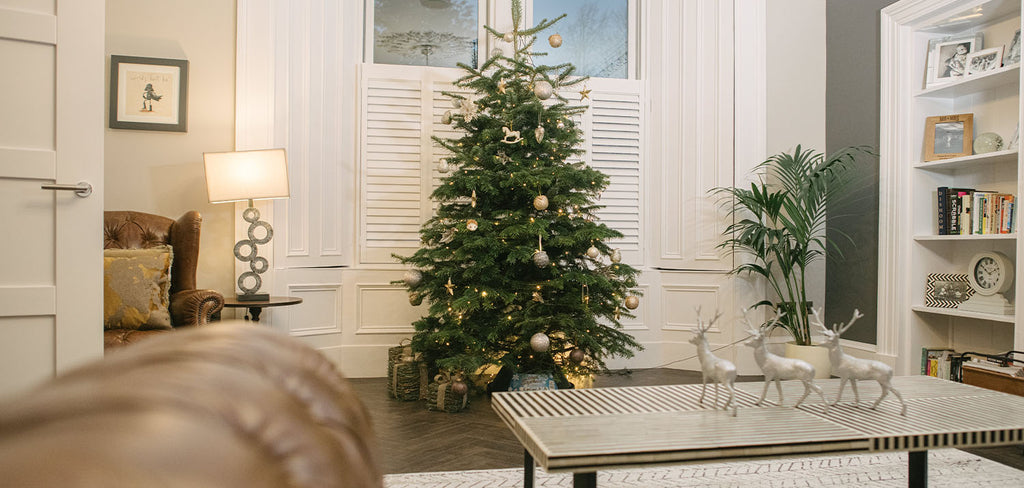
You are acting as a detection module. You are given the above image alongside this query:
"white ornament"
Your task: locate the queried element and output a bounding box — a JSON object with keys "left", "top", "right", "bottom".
{"left": 490, "top": 48, "right": 503, "bottom": 59}
{"left": 466, "top": 219, "right": 478, "bottom": 231}
{"left": 689, "top": 308, "right": 737, "bottom": 416}
{"left": 459, "top": 99, "right": 477, "bottom": 121}
{"left": 812, "top": 309, "right": 907, "bottom": 415}
{"left": 556, "top": 119, "right": 565, "bottom": 129}
{"left": 530, "top": 332, "right": 550, "bottom": 352}
{"left": 532, "top": 250, "right": 550, "bottom": 267}
{"left": 438, "top": 160, "right": 453, "bottom": 174}
{"left": 548, "top": 33, "right": 563, "bottom": 48}
{"left": 452, "top": 98, "right": 463, "bottom": 108}
{"left": 534, "top": 126, "right": 545, "bottom": 142}
{"left": 503, "top": 32, "right": 515, "bottom": 43}
{"left": 742, "top": 312, "right": 830, "bottom": 411}
{"left": 586, "top": 246, "right": 600, "bottom": 259}
{"left": 533, "top": 80, "right": 553, "bottom": 100}
{"left": 501, "top": 126, "right": 523, "bottom": 144}
{"left": 403, "top": 269, "right": 423, "bottom": 287}
{"left": 611, "top": 249, "right": 622, "bottom": 263}
{"left": 441, "top": 110, "right": 452, "bottom": 125}
{"left": 533, "top": 195, "right": 549, "bottom": 211}
{"left": 624, "top": 295, "right": 639, "bottom": 310}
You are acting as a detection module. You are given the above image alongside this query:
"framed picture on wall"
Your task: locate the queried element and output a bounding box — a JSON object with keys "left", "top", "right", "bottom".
{"left": 925, "top": 33, "right": 983, "bottom": 88}
{"left": 966, "top": 46, "right": 1004, "bottom": 75}
{"left": 109, "top": 55, "right": 189, "bottom": 132}
{"left": 924, "top": 113, "right": 973, "bottom": 161}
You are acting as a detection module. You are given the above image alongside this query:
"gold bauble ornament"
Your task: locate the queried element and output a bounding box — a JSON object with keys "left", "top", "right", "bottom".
{"left": 533, "top": 80, "right": 553, "bottom": 100}
{"left": 548, "top": 33, "right": 563, "bottom": 48}
{"left": 625, "top": 295, "right": 640, "bottom": 310}
{"left": 586, "top": 246, "right": 600, "bottom": 259}
{"left": 466, "top": 219, "right": 478, "bottom": 231}
{"left": 408, "top": 292, "right": 423, "bottom": 306}
{"left": 533, "top": 195, "right": 549, "bottom": 211}
{"left": 611, "top": 249, "right": 622, "bottom": 263}
{"left": 441, "top": 110, "right": 452, "bottom": 124}
{"left": 534, "top": 126, "right": 545, "bottom": 142}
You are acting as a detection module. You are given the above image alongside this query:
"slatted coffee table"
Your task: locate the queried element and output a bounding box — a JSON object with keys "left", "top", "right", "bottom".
{"left": 491, "top": 376, "right": 1024, "bottom": 488}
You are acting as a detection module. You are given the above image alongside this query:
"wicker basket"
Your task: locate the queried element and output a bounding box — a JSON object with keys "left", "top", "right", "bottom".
{"left": 425, "top": 375, "right": 469, "bottom": 413}
{"left": 390, "top": 360, "right": 429, "bottom": 401}
{"left": 386, "top": 340, "right": 410, "bottom": 384}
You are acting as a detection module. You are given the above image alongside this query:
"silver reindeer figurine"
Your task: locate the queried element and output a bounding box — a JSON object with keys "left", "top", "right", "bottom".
{"left": 812, "top": 308, "right": 907, "bottom": 416}
{"left": 744, "top": 312, "right": 829, "bottom": 412}
{"left": 688, "top": 307, "right": 738, "bottom": 416}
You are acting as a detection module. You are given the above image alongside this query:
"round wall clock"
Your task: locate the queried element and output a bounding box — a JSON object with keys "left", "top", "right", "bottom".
{"left": 966, "top": 251, "right": 1014, "bottom": 296}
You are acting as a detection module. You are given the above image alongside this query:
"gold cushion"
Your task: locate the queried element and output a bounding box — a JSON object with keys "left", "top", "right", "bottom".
{"left": 103, "top": 246, "right": 173, "bottom": 330}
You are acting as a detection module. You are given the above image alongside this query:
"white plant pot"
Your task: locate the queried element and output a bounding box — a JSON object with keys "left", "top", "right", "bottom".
{"left": 784, "top": 342, "right": 831, "bottom": 379}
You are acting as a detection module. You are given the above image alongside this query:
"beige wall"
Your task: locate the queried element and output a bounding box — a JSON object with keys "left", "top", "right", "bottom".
{"left": 104, "top": 0, "right": 236, "bottom": 296}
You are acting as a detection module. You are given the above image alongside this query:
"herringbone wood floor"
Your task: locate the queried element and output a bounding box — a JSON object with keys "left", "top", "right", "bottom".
{"left": 348, "top": 369, "right": 1024, "bottom": 474}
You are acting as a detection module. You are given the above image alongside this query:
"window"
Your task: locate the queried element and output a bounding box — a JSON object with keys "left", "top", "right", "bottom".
{"left": 532, "top": 0, "right": 631, "bottom": 79}
{"left": 371, "top": 0, "right": 479, "bottom": 68}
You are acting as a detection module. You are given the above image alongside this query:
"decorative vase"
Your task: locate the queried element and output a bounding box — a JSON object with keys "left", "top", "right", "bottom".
{"left": 784, "top": 342, "right": 831, "bottom": 379}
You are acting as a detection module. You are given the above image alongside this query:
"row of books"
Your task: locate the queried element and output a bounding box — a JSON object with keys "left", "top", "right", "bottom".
{"left": 936, "top": 187, "right": 1016, "bottom": 235}
{"left": 921, "top": 347, "right": 955, "bottom": 380}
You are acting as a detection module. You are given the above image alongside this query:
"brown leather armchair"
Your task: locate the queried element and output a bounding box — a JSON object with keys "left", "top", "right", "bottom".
{"left": 103, "top": 210, "right": 225, "bottom": 348}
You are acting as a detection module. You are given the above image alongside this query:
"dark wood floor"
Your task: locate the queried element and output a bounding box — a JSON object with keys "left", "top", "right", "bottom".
{"left": 348, "top": 368, "right": 1024, "bottom": 474}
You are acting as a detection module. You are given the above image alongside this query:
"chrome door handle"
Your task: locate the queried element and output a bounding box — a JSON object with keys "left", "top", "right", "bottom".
{"left": 41, "top": 181, "right": 92, "bottom": 198}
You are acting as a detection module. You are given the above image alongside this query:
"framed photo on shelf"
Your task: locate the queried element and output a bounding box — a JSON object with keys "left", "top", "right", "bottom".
{"left": 109, "top": 55, "right": 189, "bottom": 132}
{"left": 925, "top": 34, "right": 983, "bottom": 88}
{"left": 1006, "top": 29, "right": 1021, "bottom": 65}
{"left": 925, "top": 273, "right": 974, "bottom": 308}
{"left": 966, "top": 46, "right": 1003, "bottom": 75}
{"left": 924, "top": 113, "right": 973, "bottom": 161}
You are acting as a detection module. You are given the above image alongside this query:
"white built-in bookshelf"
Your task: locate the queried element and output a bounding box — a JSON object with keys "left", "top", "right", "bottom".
{"left": 881, "top": 0, "right": 1024, "bottom": 376}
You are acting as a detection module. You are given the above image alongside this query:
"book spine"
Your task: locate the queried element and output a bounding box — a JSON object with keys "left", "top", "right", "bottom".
{"left": 937, "top": 187, "right": 948, "bottom": 235}
{"left": 949, "top": 195, "right": 961, "bottom": 234}
{"left": 961, "top": 192, "right": 973, "bottom": 235}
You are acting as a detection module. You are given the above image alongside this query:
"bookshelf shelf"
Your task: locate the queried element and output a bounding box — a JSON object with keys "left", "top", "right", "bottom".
{"left": 881, "top": 0, "right": 1024, "bottom": 376}
{"left": 914, "top": 234, "right": 1017, "bottom": 241}
{"left": 913, "top": 149, "right": 1019, "bottom": 171}
{"left": 912, "top": 305, "right": 1016, "bottom": 324}
{"left": 916, "top": 64, "right": 1020, "bottom": 99}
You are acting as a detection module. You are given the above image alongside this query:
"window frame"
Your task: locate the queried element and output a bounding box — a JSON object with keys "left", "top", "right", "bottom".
{"left": 363, "top": 0, "right": 639, "bottom": 80}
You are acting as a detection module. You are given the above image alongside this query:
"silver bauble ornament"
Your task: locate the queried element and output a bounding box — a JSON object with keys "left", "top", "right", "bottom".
{"left": 569, "top": 348, "right": 585, "bottom": 363}
{"left": 611, "top": 249, "right": 622, "bottom": 263}
{"left": 442, "top": 110, "right": 452, "bottom": 125}
{"left": 490, "top": 48, "right": 503, "bottom": 59}
{"left": 530, "top": 332, "right": 550, "bottom": 352}
{"left": 533, "top": 250, "right": 550, "bottom": 267}
{"left": 408, "top": 292, "right": 423, "bottom": 306}
{"left": 452, "top": 98, "right": 462, "bottom": 108}
{"left": 403, "top": 269, "right": 423, "bottom": 287}
{"left": 533, "top": 195, "right": 549, "bottom": 211}
{"left": 450, "top": 380, "right": 468, "bottom": 395}
{"left": 503, "top": 32, "right": 514, "bottom": 43}
{"left": 466, "top": 219, "right": 478, "bottom": 231}
{"left": 438, "top": 160, "right": 453, "bottom": 173}
{"left": 586, "top": 246, "right": 600, "bottom": 259}
{"left": 534, "top": 126, "right": 545, "bottom": 142}
{"left": 548, "top": 33, "right": 563, "bottom": 48}
{"left": 533, "top": 80, "right": 553, "bottom": 100}
{"left": 556, "top": 119, "right": 565, "bottom": 129}
{"left": 625, "top": 295, "right": 640, "bottom": 310}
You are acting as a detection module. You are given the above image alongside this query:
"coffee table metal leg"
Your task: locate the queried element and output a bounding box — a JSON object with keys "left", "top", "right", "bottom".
{"left": 524, "top": 449, "right": 533, "bottom": 488}
{"left": 573, "top": 472, "right": 597, "bottom": 488}
{"left": 909, "top": 450, "right": 927, "bottom": 488}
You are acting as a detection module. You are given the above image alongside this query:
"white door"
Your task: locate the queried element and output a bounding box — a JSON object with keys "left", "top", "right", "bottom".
{"left": 0, "top": 0, "right": 104, "bottom": 399}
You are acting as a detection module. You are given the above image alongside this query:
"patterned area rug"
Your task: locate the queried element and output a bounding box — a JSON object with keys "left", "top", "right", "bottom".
{"left": 384, "top": 450, "right": 1024, "bottom": 487}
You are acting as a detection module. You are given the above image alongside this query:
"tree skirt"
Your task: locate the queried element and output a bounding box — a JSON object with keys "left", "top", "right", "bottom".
{"left": 384, "top": 449, "right": 1024, "bottom": 488}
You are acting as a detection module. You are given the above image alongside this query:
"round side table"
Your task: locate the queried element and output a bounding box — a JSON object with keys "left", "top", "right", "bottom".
{"left": 221, "top": 296, "right": 302, "bottom": 322}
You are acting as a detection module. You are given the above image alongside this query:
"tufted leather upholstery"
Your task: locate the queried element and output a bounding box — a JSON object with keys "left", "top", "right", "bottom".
{"left": 104, "top": 211, "right": 224, "bottom": 348}
{"left": 0, "top": 323, "right": 384, "bottom": 488}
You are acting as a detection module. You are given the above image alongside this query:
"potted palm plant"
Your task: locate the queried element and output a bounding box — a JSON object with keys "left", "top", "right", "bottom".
{"left": 714, "top": 145, "right": 871, "bottom": 374}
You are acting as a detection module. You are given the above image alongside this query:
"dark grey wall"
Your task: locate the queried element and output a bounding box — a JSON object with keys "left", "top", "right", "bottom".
{"left": 824, "top": 0, "right": 896, "bottom": 344}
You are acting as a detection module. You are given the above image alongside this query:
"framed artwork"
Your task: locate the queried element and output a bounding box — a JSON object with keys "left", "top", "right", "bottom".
{"left": 925, "top": 273, "right": 974, "bottom": 308}
{"left": 966, "top": 46, "right": 1003, "bottom": 75}
{"left": 109, "top": 55, "right": 189, "bottom": 132}
{"left": 925, "top": 34, "right": 983, "bottom": 88}
{"left": 924, "top": 113, "right": 973, "bottom": 161}
{"left": 1006, "top": 29, "right": 1021, "bottom": 65}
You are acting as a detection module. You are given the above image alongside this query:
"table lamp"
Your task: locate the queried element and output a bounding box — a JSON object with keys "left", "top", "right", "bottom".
{"left": 203, "top": 148, "right": 290, "bottom": 301}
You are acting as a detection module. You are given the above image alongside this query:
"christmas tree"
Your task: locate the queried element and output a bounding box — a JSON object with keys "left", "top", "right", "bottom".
{"left": 395, "top": 0, "right": 641, "bottom": 389}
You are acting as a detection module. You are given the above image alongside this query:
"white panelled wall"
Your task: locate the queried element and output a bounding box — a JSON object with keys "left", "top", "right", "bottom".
{"left": 235, "top": 0, "right": 789, "bottom": 377}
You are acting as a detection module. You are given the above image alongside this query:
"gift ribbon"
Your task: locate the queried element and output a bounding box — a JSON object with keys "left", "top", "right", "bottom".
{"left": 434, "top": 373, "right": 468, "bottom": 410}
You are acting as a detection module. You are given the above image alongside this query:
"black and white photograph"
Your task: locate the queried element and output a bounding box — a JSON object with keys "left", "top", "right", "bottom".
{"left": 966, "top": 46, "right": 1003, "bottom": 75}
{"left": 1007, "top": 28, "right": 1021, "bottom": 65}
{"left": 926, "top": 34, "right": 983, "bottom": 88}
{"left": 925, "top": 273, "right": 974, "bottom": 308}
{"left": 933, "top": 122, "right": 964, "bottom": 153}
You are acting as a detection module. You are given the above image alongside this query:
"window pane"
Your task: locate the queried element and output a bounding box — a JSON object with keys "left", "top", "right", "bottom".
{"left": 373, "top": 0, "right": 478, "bottom": 68}
{"left": 533, "top": 0, "right": 629, "bottom": 79}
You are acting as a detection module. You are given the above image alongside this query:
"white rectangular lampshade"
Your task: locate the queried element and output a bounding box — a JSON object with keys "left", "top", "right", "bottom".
{"left": 203, "top": 148, "right": 290, "bottom": 203}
